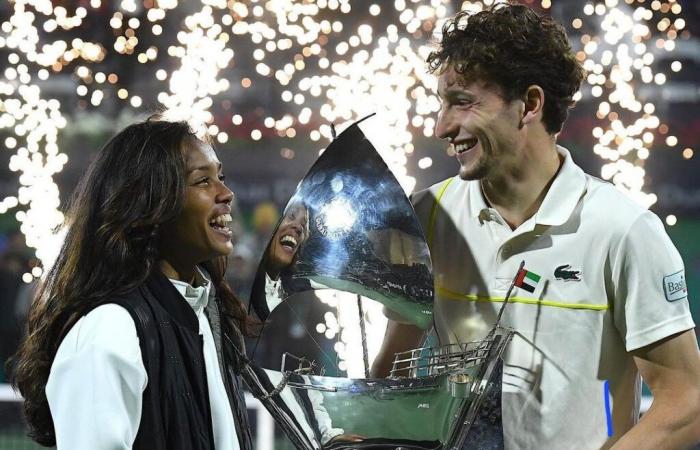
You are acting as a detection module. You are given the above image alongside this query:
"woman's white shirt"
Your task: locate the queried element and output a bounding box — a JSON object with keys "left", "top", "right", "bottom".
{"left": 264, "top": 272, "right": 284, "bottom": 311}
{"left": 46, "top": 275, "right": 240, "bottom": 450}
{"left": 46, "top": 304, "right": 146, "bottom": 449}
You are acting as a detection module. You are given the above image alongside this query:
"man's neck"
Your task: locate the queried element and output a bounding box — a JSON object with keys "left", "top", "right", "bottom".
{"left": 481, "top": 140, "right": 562, "bottom": 230}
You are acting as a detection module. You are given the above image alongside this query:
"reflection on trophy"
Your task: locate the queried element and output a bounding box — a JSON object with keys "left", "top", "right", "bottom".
{"left": 241, "top": 115, "right": 515, "bottom": 450}
{"left": 253, "top": 201, "right": 311, "bottom": 315}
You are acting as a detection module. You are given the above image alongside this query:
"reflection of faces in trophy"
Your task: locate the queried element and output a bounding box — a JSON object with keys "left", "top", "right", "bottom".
{"left": 266, "top": 202, "right": 309, "bottom": 279}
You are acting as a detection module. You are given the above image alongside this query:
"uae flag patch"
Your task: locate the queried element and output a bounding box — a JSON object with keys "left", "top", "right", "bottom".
{"left": 515, "top": 267, "right": 541, "bottom": 293}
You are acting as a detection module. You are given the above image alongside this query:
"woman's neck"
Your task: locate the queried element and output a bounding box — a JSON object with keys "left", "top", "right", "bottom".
{"left": 158, "top": 259, "right": 196, "bottom": 286}
{"left": 267, "top": 268, "right": 280, "bottom": 281}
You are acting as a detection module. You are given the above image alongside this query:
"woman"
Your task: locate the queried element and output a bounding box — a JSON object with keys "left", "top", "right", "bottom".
{"left": 10, "top": 118, "right": 256, "bottom": 449}
{"left": 250, "top": 201, "right": 310, "bottom": 320}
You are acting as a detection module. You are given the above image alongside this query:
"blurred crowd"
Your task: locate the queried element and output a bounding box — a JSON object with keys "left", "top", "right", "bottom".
{"left": 0, "top": 232, "right": 37, "bottom": 383}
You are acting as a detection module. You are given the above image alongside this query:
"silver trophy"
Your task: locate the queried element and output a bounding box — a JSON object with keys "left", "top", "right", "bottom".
{"left": 240, "top": 115, "right": 515, "bottom": 450}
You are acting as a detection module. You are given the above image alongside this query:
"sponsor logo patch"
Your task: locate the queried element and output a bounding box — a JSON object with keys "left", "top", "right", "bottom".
{"left": 663, "top": 270, "right": 687, "bottom": 302}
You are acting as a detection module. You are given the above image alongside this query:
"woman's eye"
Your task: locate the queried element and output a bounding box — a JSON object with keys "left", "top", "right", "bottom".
{"left": 196, "top": 177, "right": 210, "bottom": 185}
{"left": 218, "top": 174, "right": 226, "bottom": 182}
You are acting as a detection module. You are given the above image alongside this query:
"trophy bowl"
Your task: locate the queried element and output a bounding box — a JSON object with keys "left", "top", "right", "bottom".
{"left": 240, "top": 116, "right": 513, "bottom": 450}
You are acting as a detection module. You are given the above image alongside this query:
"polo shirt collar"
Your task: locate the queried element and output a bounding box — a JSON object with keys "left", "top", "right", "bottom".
{"left": 468, "top": 178, "right": 489, "bottom": 219}
{"left": 467, "top": 145, "right": 586, "bottom": 226}
{"left": 534, "top": 145, "right": 586, "bottom": 226}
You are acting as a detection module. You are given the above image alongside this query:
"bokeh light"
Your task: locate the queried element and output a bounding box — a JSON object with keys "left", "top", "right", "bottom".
{"left": 0, "top": 0, "right": 692, "bottom": 374}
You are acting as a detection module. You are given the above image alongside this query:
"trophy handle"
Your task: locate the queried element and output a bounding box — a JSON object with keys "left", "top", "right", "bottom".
{"left": 446, "top": 331, "right": 513, "bottom": 449}
{"left": 241, "top": 363, "right": 322, "bottom": 450}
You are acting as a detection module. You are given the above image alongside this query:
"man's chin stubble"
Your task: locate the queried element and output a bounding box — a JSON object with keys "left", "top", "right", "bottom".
{"left": 459, "top": 162, "right": 489, "bottom": 181}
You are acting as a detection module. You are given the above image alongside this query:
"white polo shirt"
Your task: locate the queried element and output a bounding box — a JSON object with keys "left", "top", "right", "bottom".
{"left": 411, "top": 146, "right": 695, "bottom": 450}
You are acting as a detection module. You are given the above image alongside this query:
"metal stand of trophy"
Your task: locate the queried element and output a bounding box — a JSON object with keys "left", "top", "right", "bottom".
{"left": 238, "top": 115, "right": 515, "bottom": 450}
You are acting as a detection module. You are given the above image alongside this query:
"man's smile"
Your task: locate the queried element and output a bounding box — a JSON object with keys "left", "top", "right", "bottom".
{"left": 454, "top": 138, "right": 478, "bottom": 154}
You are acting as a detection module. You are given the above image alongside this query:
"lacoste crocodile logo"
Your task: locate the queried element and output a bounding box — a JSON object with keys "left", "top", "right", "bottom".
{"left": 554, "top": 264, "right": 581, "bottom": 281}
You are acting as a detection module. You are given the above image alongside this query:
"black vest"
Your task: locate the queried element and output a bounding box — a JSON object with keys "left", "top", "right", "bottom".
{"left": 106, "top": 270, "right": 253, "bottom": 450}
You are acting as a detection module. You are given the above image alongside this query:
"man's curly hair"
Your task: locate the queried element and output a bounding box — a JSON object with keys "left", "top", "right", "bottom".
{"left": 427, "top": 3, "right": 585, "bottom": 134}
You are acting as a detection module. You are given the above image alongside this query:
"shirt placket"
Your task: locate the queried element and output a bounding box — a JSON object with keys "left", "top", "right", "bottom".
{"left": 478, "top": 208, "right": 512, "bottom": 294}
{"left": 484, "top": 209, "right": 539, "bottom": 294}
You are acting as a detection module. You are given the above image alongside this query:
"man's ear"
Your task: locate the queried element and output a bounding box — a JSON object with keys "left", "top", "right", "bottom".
{"left": 521, "top": 85, "right": 545, "bottom": 127}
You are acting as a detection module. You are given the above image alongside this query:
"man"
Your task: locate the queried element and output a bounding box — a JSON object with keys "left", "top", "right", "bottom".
{"left": 372, "top": 4, "right": 700, "bottom": 449}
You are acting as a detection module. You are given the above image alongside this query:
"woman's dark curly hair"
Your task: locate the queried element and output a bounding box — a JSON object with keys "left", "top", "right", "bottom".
{"left": 9, "top": 118, "right": 257, "bottom": 446}
{"left": 427, "top": 3, "right": 585, "bottom": 134}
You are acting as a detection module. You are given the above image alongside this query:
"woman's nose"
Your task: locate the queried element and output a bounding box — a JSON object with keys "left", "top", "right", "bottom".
{"left": 218, "top": 184, "right": 234, "bottom": 204}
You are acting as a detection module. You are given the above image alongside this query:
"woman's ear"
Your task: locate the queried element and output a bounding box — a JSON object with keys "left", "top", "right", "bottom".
{"left": 521, "top": 85, "right": 545, "bottom": 127}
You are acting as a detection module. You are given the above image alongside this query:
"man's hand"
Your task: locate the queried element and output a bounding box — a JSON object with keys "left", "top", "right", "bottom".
{"left": 370, "top": 319, "right": 425, "bottom": 378}
{"left": 612, "top": 329, "right": 700, "bottom": 450}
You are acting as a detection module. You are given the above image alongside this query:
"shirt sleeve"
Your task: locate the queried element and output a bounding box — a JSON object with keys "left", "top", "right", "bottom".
{"left": 46, "top": 304, "right": 148, "bottom": 450}
{"left": 307, "top": 387, "right": 344, "bottom": 443}
{"left": 611, "top": 211, "right": 695, "bottom": 351}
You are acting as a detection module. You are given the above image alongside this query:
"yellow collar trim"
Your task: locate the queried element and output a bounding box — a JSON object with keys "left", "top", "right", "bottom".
{"left": 427, "top": 177, "right": 455, "bottom": 249}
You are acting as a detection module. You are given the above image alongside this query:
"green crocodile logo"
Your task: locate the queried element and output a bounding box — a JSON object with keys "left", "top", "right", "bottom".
{"left": 554, "top": 264, "right": 581, "bottom": 281}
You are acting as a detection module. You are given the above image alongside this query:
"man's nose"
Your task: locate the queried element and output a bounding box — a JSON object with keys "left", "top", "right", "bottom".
{"left": 434, "top": 109, "right": 454, "bottom": 142}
